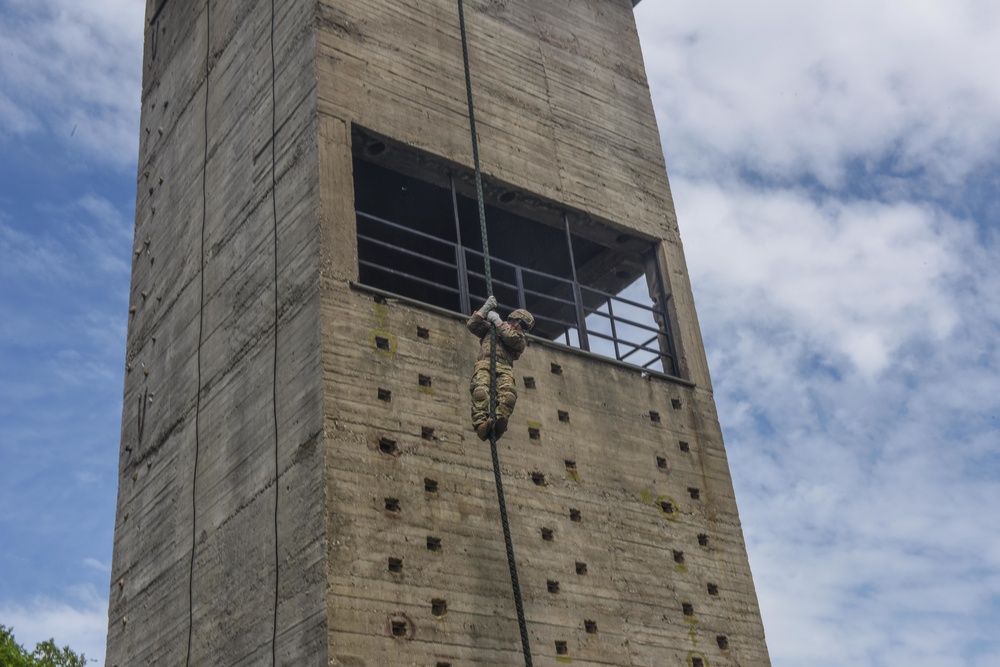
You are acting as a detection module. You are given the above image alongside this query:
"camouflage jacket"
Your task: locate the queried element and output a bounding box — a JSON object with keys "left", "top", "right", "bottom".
{"left": 467, "top": 312, "right": 526, "bottom": 365}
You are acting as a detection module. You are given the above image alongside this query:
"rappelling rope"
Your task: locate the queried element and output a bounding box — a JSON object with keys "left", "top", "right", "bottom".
{"left": 456, "top": 2, "right": 533, "bottom": 665}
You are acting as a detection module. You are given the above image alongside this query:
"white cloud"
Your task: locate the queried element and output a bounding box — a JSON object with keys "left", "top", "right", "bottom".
{"left": 1, "top": 587, "right": 107, "bottom": 666}
{"left": 636, "top": 0, "right": 1000, "bottom": 188}
{"left": 0, "top": 0, "right": 143, "bottom": 166}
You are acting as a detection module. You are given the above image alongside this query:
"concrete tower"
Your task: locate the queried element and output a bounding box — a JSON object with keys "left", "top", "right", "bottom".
{"left": 107, "top": 0, "right": 771, "bottom": 665}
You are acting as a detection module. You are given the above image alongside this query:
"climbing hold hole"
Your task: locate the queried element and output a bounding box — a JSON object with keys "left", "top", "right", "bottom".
{"left": 649, "top": 410, "right": 661, "bottom": 422}
{"left": 541, "top": 527, "right": 554, "bottom": 541}
{"left": 692, "top": 658, "right": 704, "bottom": 667}
{"left": 424, "top": 478, "right": 438, "bottom": 493}
{"left": 417, "top": 326, "right": 429, "bottom": 339}
{"left": 523, "top": 376, "right": 536, "bottom": 389}
{"left": 375, "top": 336, "right": 390, "bottom": 351}
{"left": 558, "top": 410, "right": 569, "bottom": 422}
{"left": 679, "top": 441, "right": 690, "bottom": 452}
{"left": 550, "top": 363, "right": 562, "bottom": 375}
{"left": 575, "top": 562, "right": 588, "bottom": 575}
{"left": 673, "top": 550, "right": 684, "bottom": 564}
{"left": 388, "top": 557, "right": 403, "bottom": 573}
{"left": 717, "top": 635, "right": 729, "bottom": 650}
{"left": 569, "top": 508, "right": 581, "bottom": 522}
{"left": 378, "top": 388, "right": 391, "bottom": 402}
{"left": 682, "top": 602, "right": 694, "bottom": 616}
{"left": 564, "top": 460, "right": 577, "bottom": 474}
{"left": 421, "top": 426, "right": 435, "bottom": 440}
{"left": 547, "top": 580, "right": 560, "bottom": 593}
{"left": 390, "top": 620, "right": 407, "bottom": 637}
{"left": 378, "top": 437, "right": 398, "bottom": 455}
{"left": 707, "top": 583, "right": 719, "bottom": 596}
{"left": 436, "top": 663, "right": 452, "bottom": 667}
{"left": 698, "top": 533, "right": 709, "bottom": 547}
{"left": 656, "top": 456, "right": 668, "bottom": 470}
{"left": 688, "top": 487, "right": 701, "bottom": 500}
{"left": 531, "top": 472, "right": 546, "bottom": 486}
{"left": 418, "top": 374, "right": 432, "bottom": 387}
{"left": 659, "top": 500, "right": 674, "bottom": 514}
{"left": 384, "top": 498, "right": 400, "bottom": 512}
{"left": 584, "top": 619, "right": 597, "bottom": 634}
{"left": 426, "top": 536, "right": 442, "bottom": 551}
{"left": 671, "top": 398, "right": 682, "bottom": 410}
{"left": 528, "top": 427, "right": 540, "bottom": 440}
{"left": 555, "top": 641, "right": 568, "bottom": 656}
{"left": 431, "top": 598, "right": 447, "bottom": 617}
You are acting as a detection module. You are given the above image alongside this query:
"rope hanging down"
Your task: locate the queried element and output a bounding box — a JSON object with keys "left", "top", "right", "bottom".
{"left": 456, "top": 2, "right": 533, "bottom": 666}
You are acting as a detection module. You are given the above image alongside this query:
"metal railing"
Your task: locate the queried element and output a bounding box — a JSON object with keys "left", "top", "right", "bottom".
{"left": 356, "top": 209, "right": 678, "bottom": 376}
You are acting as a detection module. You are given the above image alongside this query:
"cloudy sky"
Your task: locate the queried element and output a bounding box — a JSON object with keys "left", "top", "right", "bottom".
{"left": 1, "top": 0, "right": 998, "bottom": 665}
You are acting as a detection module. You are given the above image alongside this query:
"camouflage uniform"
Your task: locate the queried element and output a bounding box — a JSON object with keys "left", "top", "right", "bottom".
{"left": 467, "top": 311, "right": 526, "bottom": 440}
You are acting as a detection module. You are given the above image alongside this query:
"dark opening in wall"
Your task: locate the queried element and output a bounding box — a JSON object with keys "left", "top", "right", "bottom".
{"left": 378, "top": 437, "right": 398, "bottom": 455}
{"left": 547, "top": 580, "right": 560, "bottom": 593}
{"left": 541, "top": 527, "right": 554, "bottom": 541}
{"left": 436, "top": 663, "right": 452, "bottom": 667}
{"left": 523, "top": 376, "right": 536, "bottom": 388}
{"left": 427, "top": 536, "right": 442, "bottom": 551}
{"left": 569, "top": 508, "right": 582, "bottom": 522}
{"left": 717, "top": 635, "right": 729, "bottom": 650}
{"left": 692, "top": 658, "right": 704, "bottom": 667}
{"left": 384, "top": 498, "right": 400, "bottom": 512}
{"left": 528, "top": 426, "right": 540, "bottom": 440}
{"left": 682, "top": 603, "right": 694, "bottom": 616}
{"left": 555, "top": 641, "right": 568, "bottom": 656}
{"left": 388, "top": 557, "right": 403, "bottom": 573}
{"left": 352, "top": 127, "right": 680, "bottom": 377}
{"left": 673, "top": 550, "right": 684, "bottom": 564}
{"left": 391, "top": 620, "right": 407, "bottom": 637}
{"left": 378, "top": 388, "right": 391, "bottom": 402}
{"left": 679, "top": 440, "right": 690, "bottom": 452}
{"left": 431, "top": 599, "right": 447, "bottom": 617}
{"left": 551, "top": 363, "right": 563, "bottom": 375}
{"left": 671, "top": 398, "right": 682, "bottom": 410}
{"left": 649, "top": 410, "right": 661, "bottom": 422}
{"left": 707, "top": 583, "right": 719, "bottom": 596}
{"left": 421, "top": 426, "right": 435, "bottom": 440}
{"left": 531, "top": 472, "right": 546, "bottom": 486}
{"left": 418, "top": 374, "right": 432, "bottom": 388}
{"left": 656, "top": 456, "right": 668, "bottom": 470}
{"left": 424, "top": 478, "right": 439, "bottom": 493}
{"left": 659, "top": 500, "right": 674, "bottom": 514}
{"left": 558, "top": 410, "right": 570, "bottom": 423}
{"left": 576, "top": 562, "right": 588, "bottom": 575}
{"left": 698, "top": 533, "right": 709, "bottom": 547}
{"left": 417, "top": 326, "right": 429, "bottom": 339}
{"left": 688, "top": 487, "right": 700, "bottom": 500}
{"left": 584, "top": 619, "right": 598, "bottom": 634}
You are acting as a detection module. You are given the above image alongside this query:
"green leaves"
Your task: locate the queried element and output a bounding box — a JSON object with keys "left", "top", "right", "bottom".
{"left": 0, "top": 626, "right": 87, "bottom": 667}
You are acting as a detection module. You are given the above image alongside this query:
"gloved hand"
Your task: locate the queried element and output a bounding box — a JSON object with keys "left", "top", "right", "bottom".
{"left": 486, "top": 311, "right": 502, "bottom": 326}
{"left": 478, "top": 295, "right": 497, "bottom": 316}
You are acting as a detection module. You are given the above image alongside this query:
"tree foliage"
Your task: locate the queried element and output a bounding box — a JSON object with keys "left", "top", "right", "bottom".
{"left": 0, "top": 625, "right": 87, "bottom": 667}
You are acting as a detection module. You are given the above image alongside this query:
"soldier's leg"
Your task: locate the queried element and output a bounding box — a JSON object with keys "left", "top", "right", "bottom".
{"left": 470, "top": 368, "right": 492, "bottom": 440}
{"left": 493, "top": 368, "right": 518, "bottom": 438}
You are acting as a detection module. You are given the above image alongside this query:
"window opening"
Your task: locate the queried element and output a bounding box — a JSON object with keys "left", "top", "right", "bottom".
{"left": 353, "top": 128, "right": 679, "bottom": 376}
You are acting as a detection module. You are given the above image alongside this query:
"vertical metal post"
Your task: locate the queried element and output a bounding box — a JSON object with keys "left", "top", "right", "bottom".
{"left": 650, "top": 249, "right": 679, "bottom": 376}
{"left": 515, "top": 266, "right": 526, "bottom": 310}
{"left": 563, "top": 213, "right": 589, "bottom": 351}
{"left": 450, "top": 174, "right": 471, "bottom": 314}
{"left": 606, "top": 298, "right": 621, "bottom": 361}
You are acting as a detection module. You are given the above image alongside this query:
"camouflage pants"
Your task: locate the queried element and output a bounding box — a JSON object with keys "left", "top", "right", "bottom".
{"left": 470, "top": 361, "right": 518, "bottom": 431}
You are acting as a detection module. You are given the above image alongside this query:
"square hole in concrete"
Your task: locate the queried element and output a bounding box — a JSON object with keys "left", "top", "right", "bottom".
{"left": 717, "top": 635, "right": 729, "bottom": 650}
{"left": 531, "top": 472, "right": 546, "bottom": 486}
{"left": 698, "top": 533, "right": 709, "bottom": 547}
{"left": 378, "top": 388, "right": 391, "bottom": 402}
{"left": 431, "top": 598, "right": 447, "bottom": 617}
{"left": 427, "top": 536, "right": 442, "bottom": 551}
{"left": 391, "top": 620, "right": 407, "bottom": 637}
{"left": 671, "top": 398, "right": 682, "bottom": 410}
{"left": 547, "top": 580, "right": 560, "bottom": 593}
{"left": 524, "top": 376, "right": 536, "bottom": 389}
{"left": 421, "top": 426, "right": 435, "bottom": 440}
{"left": 569, "top": 508, "right": 581, "bottom": 522}
{"left": 558, "top": 410, "right": 569, "bottom": 422}
{"left": 378, "top": 437, "right": 398, "bottom": 455}
{"left": 707, "top": 583, "right": 719, "bottom": 596}
{"left": 388, "top": 557, "right": 402, "bottom": 573}
{"left": 384, "top": 498, "right": 400, "bottom": 512}
{"left": 656, "top": 456, "right": 668, "bottom": 470}
{"left": 584, "top": 619, "right": 597, "bottom": 634}
{"left": 659, "top": 500, "right": 674, "bottom": 514}
{"left": 550, "top": 363, "right": 562, "bottom": 375}
{"left": 375, "top": 336, "right": 390, "bottom": 351}
{"left": 528, "top": 427, "right": 540, "bottom": 440}
{"left": 541, "top": 527, "right": 554, "bottom": 541}
{"left": 424, "top": 478, "right": 439, "bottom": 493}
{"left": 418, "top": 374, "right": 432, "bottom": 388}
{"left": 682, "top": 602, "right": 694, "bottom": 616}
{"left": 649, "top": 410, "right": 661, "bottom": 423}
{"left": 679, "top": 440, "right": 690, "bottom": 452}
{"left": 673, "top": 550, "right": 684, "bottom": 564}
{"left": 688, "top": 487, "right": 700, "bottom": 500}
{"left": 416, "top": 326, "right": 429, "bottom": 339}
{"left": 575, "top": 562, "right": 588, "bottom": 575}
{"left": 555, "top": 641, "right": 568, "bottom": 656}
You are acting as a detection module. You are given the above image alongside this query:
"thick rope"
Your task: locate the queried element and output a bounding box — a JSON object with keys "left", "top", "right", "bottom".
{"left": 457, "top": 2, "right": 533, "bottom": 665}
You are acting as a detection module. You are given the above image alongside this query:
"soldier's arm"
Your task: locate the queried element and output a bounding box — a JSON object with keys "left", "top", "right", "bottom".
{"left": 467, "top": 312, "right": 490, "bottom": 338}
{"left": 496, "top": 322, "right": 526, "bottom": 354}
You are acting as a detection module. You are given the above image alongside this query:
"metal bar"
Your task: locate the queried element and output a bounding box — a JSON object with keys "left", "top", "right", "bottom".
{"left": 450, "top": 173, "right": 471, "bottom": 314}
{"left": 650, "top": 249, "right": 679, "bottom": 376}
{"left": 579, "top": 284, "right": 660, "bottom": 313}
{"left": 563, "top": 213, "right": 589, "bottom": 351}
{"left": 357, "top": 211, "right": 460, "bottom": 247}
{"left": 606, "top": 298, "right": 621, "bottom": 361}
{"left": 358, "top": 235, "right": 459, "bottom": 271}
{"left": 358, "top": 261, "right": 462, "bottom": 294}
{"left": 515, "top": 266, "right": 526, "bottom": 309}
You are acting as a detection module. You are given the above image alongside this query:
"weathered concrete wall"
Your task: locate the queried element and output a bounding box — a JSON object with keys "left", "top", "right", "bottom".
{"left": 316, "top": 1, "right": 769, "bottom": 664}
{"left": 110, "top": 0, "right": 770, "bottom": 665}
{"left": 107, "top": 0, "right": 326, "bottom": 664}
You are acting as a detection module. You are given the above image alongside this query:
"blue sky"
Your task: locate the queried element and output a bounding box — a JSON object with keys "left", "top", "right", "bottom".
{"left": 1, "top": 0, "right": 999, "bottom": 665}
